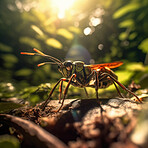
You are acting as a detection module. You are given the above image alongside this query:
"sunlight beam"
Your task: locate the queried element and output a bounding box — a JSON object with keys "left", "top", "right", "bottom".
{"left": 50, "top": 0, "right": 76, "bottom": 19}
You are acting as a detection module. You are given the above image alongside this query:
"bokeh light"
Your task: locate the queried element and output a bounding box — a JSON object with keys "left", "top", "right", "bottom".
{"left": 83, "top": 27, "right": 92, "bottom": 35}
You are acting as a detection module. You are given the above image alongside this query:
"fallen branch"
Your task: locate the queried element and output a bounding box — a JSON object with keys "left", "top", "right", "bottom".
{"left": 0, "top": 114, "right": 68, "bottom": 148}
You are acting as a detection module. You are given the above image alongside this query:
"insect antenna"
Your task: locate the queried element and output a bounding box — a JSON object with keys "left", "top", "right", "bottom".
{"left": 21, "top": 48, "right": 63, "bottom": 66}
{"left": 37, "top": 62, "right": 60, "bottom": 67}
{"left": 34, "top": 48, "right": 62, "bottom": 64}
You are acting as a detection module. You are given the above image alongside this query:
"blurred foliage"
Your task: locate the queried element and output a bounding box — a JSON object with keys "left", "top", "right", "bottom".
{"left": 0, "top": 135, "right": 20, "bottom": 148}
{"left": 0, "top": 82, "right": 52, "bottom": 107}
{"left": 0, "top": 102, "right": 24, "bottom": 113}
{"left": 0, "top": 82, "right": 16, "bottom": 98}
{"left": 0, "top": 0, "right": 148, "bottom": 107}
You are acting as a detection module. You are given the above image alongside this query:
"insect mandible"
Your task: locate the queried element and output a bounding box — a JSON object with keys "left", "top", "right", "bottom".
{"left": 21, "top": 48, "right": 142, "bottom": 112}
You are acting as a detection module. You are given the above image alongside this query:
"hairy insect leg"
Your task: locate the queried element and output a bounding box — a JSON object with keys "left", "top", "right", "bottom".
{"left": 41, "top": 78, "right": 66, "bottom": 110}
{"left": 94, "top": 71, "right": 104, "bottom": 114}
{"left": 54, "top": 74, "right": 77, "bottom": 112}
{"left": 101, "top": 73, "right": 142, "bottom": 103}
{"left": 84, "top": 87, "right": 89, "bottom": 98}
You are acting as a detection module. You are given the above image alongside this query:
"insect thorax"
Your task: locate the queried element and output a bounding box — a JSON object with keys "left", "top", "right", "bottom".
{"left": 70, "top": 62, "right": 92, "bottom": 87}
{"left": 72, "top": 61, "right": 91, "bottom": 75}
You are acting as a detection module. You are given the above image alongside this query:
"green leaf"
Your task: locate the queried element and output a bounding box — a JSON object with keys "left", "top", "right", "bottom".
{"left": 31, "top": 25, "right": 44, "bottom": 36}
{"left": 2, "top": 54, "right": 18, "bottom": 68}
{"left": 138, "top": 38, "right": 148, "bottom": 53}
{"left": 45, "top": 38, "right": 63, "bottom": 49}
{"left": 0, "top": 43, "right": 12, "bottom": 52}
{"left": 2, "top": 54, "right": 18, "bottom": 63}
{"left": 57, "top": 28, "right": 73, "bottom": 40}
{"left": 19, "top": 37, "right": 41, "bottom": 49}
{"left": 113, "top": 3, "right": 140, "bottom": 19}
{"left": 0, "top": 135, "right": 20, "bottom": 148}
{"left": 0, "top": 102, "right": 24, "bottom": 113}
{"left": 125, "top": 62, "right": 145, "bottom": 71}
{"left": 15, "top": 69, "right": 32, "bottom": 77}
{"left": 119, "top": 19, "right": 134, "bottom": 28}
{"left": 129, "top": 32, "right": 137, "bottom": 40}
{"left": 119, "top": 32, "right": 128, "bottom": 40}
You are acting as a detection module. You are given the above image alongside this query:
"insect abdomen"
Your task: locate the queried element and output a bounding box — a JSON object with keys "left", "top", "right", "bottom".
{"left": 88, "top": 67, "right": 118, "bottom": 88}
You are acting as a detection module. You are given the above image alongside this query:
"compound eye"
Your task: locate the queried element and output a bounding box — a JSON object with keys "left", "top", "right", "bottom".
{"left": 64, "top": 61, "right": 72, "bottom": 71}
{"left": 65, "top": 62, "right": 72, "bottom": 71}
{"left": 66, "top": 65, "right": 72, "bottom": 71}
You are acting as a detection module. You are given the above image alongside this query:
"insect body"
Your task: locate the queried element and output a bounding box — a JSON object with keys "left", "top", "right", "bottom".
{"left": 21, "top": 48, "right": 142, "bottom": 112}
{"left": 59, "top": 60, "right": 118, "bottom": 89}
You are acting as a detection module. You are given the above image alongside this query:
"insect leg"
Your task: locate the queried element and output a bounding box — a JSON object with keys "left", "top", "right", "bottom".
{"left": 59, "top": 79, "right": 65, "bottom": 103}
{"left": 101, "top": 73, "right": 142, "bottom": 103}
{"left": 94, "top": 70, "right": 104, "bottom": 113}
{"left": 54, "top": 74, "right": 76, "bottom": 112}
{"left": 112, "top": 81, "right": 125, "bottom": 98}
{"left": 41, "top": 78, "right": 67, "bottom": 110}
{"left": 84, "top": 87, "right": 89, "bottom": 98}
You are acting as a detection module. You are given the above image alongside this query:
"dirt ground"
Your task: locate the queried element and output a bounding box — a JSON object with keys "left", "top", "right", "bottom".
{"left": 1, "top": 97, "right": 147, "bottom": 148}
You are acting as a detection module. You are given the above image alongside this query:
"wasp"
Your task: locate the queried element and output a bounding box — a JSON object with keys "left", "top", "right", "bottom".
{"left": 21, "top": 48, "right": 142, "bottom": 112}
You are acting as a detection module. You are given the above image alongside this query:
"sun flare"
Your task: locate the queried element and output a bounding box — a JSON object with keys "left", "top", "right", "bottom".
{"left": 50, "top": 0, "right": 76, "bottom": 19}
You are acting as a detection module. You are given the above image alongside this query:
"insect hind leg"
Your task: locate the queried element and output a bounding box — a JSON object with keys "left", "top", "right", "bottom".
{"left": 112, "top": 81, "right": 125, "bottom": 98}
{"left": 54, "top": 74, "right": 77, "bottom": 112}
{"left": 94, "top": 70, "right": 105, "bottom": 114}
{"left": 100, "top": 72, "right": 142, "bottom": 103}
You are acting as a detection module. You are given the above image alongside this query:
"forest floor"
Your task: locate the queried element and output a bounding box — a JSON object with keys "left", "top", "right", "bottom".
{"left": 1, "top": 97, "right": 148, "bottom": 148}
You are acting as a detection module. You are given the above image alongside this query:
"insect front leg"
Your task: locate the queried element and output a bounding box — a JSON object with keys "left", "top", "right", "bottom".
{"left": 59, "top": 79, "right": 68, "bottom": 103}
{"left": 54, "top": 74, "right": 77, "bottom": 112}
{"left": 41, "top": 78, "right": 67, "bottom": 111}
{"left": 100, "top": 72, "right": 142, "bottom": 103}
